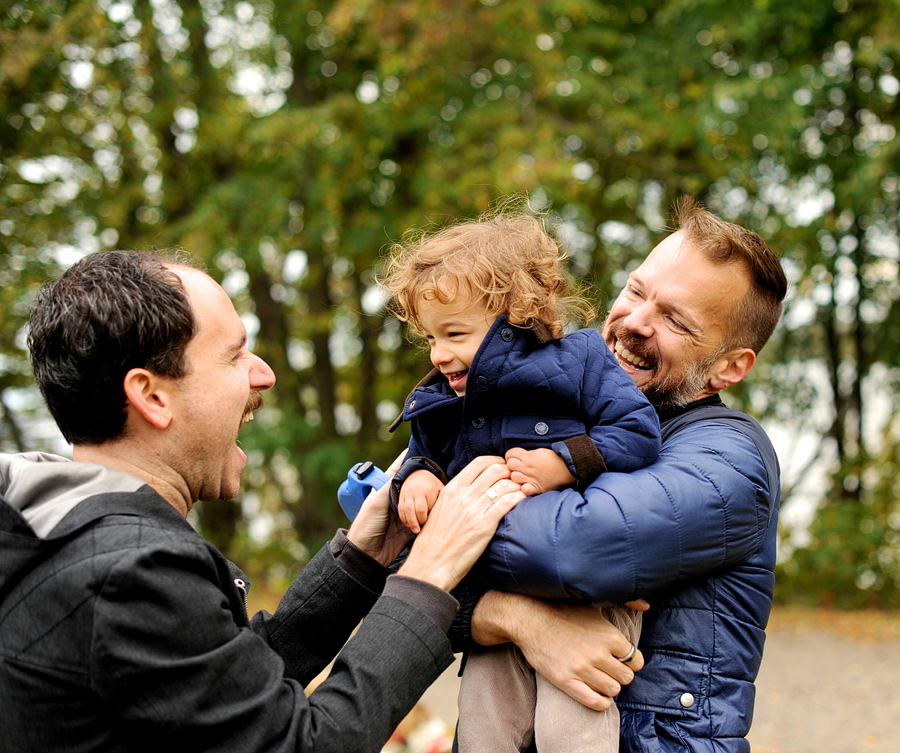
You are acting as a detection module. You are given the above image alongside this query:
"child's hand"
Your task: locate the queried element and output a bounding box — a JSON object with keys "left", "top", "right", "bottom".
{"left": 505, "top": 447, "right": 576, "bottom": 496}
{"left": 398, "top": 469, "right": 445, "bottom": 534}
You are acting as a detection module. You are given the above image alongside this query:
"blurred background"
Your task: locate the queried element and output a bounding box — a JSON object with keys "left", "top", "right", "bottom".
{"left": 2, "top": 0, "right": 899, "bottom": 617}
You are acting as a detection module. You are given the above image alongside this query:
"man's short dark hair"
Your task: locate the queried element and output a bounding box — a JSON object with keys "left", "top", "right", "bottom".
{"left": 27, "top": 250, "right": 201, "bottom": 445}
{"left": 676, "top": 196, "right": 788, "bottom": 355}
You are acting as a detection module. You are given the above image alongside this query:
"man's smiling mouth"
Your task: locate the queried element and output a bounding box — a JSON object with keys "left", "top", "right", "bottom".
{"left": 614, "top": 341, "right": 652, "bottom": 370}
{"left": 241, "top": 391, "right": 264, "bottom": 425}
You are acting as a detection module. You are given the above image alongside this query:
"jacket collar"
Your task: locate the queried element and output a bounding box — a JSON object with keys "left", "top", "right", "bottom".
{"left": 656, "top": 394, "right": 724, "bottom": 425}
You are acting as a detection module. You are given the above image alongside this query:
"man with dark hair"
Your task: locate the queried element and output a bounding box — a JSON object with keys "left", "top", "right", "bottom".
{"left": 0, "top": 250, "right": 542, "bottom": 753}
{"left": 26, "top": 250, "right": 198, "bottom": 445}
{"left": 455, "top": 197, "right": 788, "bottom": 752}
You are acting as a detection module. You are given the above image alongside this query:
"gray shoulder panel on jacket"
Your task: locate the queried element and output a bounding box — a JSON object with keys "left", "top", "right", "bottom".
{"left": 0, "top": 452, "right": 146, "bottom": 538}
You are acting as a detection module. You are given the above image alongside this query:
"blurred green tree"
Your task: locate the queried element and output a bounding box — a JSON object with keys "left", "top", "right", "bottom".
{"left": 2, "top": 0, "right": 898, "bottom": 602}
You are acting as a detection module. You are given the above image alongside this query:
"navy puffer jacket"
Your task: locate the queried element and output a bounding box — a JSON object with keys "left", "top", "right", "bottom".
{"left": 480, "top": 397, "right": 781, "bottom": 752}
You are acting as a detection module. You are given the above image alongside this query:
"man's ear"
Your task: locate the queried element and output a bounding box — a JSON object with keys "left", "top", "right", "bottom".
{"left": 122, "top": 368, "right": 174, "bottom": 430}
{"left": 708, "top": 348, "right": 756, "bottom": 392}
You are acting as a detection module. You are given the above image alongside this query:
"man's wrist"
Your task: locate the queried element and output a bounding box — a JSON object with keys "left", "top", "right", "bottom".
{"left": 397, "top": 555, "right": 453, "bottom": 592}
{"left": 329, "top": 529, "right": 390, "bottom": 592}
{"left": 471, "top": 590, "right": 532, "bottom": 646}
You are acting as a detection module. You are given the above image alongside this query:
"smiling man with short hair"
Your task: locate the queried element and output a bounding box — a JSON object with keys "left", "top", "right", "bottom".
{"left": 456, "top": 196, "right": 788, "bottom": 753}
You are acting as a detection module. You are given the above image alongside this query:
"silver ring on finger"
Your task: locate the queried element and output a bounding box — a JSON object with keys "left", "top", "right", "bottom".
{"left": 485, "top": 487, "right": 499, "bottom": 502}
{"left": 615, "top": 643, "right": 637, "bottom": 664}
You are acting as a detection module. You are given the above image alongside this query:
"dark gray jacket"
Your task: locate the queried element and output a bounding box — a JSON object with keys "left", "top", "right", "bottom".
{"left": 0, "top": 453, "right": 455, "bottom": 753}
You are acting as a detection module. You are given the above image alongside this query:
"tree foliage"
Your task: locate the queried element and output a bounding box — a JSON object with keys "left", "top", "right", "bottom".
{"left": 2, "top": 0, "right": 899, "bottom": 602}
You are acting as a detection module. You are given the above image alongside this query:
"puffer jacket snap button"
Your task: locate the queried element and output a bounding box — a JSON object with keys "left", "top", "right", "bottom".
{"left": 679, "top": 693, "right": 695, "bottom": 708}
{"left": 472, "top": 417, "right": 485, "bottom": 429}
{"left": 475, "top": 375, "right": 488, "bottom": 389}
{"left": 501, "top": 328, "right": 514, "bottom": 342}
{"left": 534, "top": 422, "right": 549, "bottom": 435}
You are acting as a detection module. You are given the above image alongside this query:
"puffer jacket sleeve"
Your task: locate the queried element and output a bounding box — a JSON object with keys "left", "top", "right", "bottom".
{"left": 481, "top": 420, "right": 773, "bottom": 605}
{"left": 570, "top": 330, "right": 660, "bottom": 474}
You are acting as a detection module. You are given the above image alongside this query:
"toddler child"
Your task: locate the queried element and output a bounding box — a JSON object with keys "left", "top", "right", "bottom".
{"left": 381, "top": 208, "right": 660, "bottom": 753}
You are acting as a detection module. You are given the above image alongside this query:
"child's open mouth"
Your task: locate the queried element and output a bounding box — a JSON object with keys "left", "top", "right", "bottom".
{"left": 445, "top": 369, "right": 469, "bottom": 393}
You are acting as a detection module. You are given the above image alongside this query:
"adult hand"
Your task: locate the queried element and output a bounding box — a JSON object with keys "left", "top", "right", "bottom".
{"left": 346, "top": 451, "right": 412, "bottom": 568}
{"left": 399, "top": 456, "right": 524, "bottom": 591}
{"left": 471, "top": 591, "right": 644, "bottom": 710}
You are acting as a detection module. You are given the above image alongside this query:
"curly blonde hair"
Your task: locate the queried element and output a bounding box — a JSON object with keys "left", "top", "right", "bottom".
{"left": 380, "top": 208, "right": 595, "bottom": 339}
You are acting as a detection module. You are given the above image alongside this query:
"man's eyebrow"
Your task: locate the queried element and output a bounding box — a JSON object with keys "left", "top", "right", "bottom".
{"left": 227, "top": 334, "right": 247, "bottom": 355}
{"left": 662, "top": 297, "right": 701, "bottom": 331}
{"left": 629, "top": 273, "right": 699, "bottom": 330}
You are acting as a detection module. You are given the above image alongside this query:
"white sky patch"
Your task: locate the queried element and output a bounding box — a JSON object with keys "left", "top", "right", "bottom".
{"left": 599, "top": 220, "right": 634, "bottom": 245}
{"left": 362, "top": 284, "right": 388, "bottom": 316}
{"left": 69, "top": 61, "right": 94, "bottom": 89}
{"left": 356, "top": 80, "right": 379, "bottom": 103}
{"left": 878, "top": 74, "right": 900, "bottom": 96}
{"left": 572, "top": 161, "right": 594, "bottom": 181}
{"left": 240, "top": 312, "right": 260, "bottom": 351}
{"left": 287, "top": 339, "right": 314, "bottom": 370}
{"left": 221, "top": 268, "right": 250, "bottom": 296}
{"left": 282, "top": 250, "right": 308, "bottom": 283}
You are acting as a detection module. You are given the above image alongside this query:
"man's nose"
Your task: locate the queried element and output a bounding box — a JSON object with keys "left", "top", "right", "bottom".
{"left": 622, "top": 303, "right": 655, "bottom": 339}
{"left": 250, "top": 353, "right": 276, "bottom": 391}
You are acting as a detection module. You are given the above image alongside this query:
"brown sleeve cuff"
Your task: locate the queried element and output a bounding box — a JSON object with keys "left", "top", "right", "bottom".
{"left": 563, "top": 434, "right": 608, "bottom": 483}
{"left": 383, "top": 574, "right": 459, "bottom": 634}
{"left": 328, "top": 528, "right": 391, "bottom": 594}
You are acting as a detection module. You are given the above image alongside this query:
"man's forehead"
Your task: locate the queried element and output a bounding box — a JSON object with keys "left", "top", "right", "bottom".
{"left": 642, "top": 233, "right": 749, "bottom": 321}
{"left": 167, "top": 265, "right": 246, "bottom": 347}
{"left": 165, "top": 263, "right": 209, "bottom": 288}
{"left": 636, "top": 230, "right": 688, "bottom": 272}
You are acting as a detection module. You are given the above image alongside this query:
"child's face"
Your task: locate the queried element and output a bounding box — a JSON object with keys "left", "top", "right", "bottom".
{"left": 416, "top": 293, "right": 497, "bottom": 396}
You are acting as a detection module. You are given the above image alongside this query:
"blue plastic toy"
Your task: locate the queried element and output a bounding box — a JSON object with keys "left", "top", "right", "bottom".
{"left": 337, "top": 461, "right": 390, "bottom": 521}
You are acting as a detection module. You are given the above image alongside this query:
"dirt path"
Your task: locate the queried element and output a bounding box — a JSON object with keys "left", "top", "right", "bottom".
{"left": 414, "top": 606, "right": 900, "bottom": 753}
{"left": 748, "top": 607, "right": 900, "bottom": 753}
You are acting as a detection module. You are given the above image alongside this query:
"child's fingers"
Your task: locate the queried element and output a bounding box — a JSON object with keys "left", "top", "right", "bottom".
{"left": 509, "top": 470, "right": 531, "bottom": 486}
{"left": 504, "top": 447, "right": 524, "bottom": 467}
{"left": 399, "top": 501, "right": 420, "bottom": 534}
{"left": 415, "top": 496, "right": 429, "bottom": 526}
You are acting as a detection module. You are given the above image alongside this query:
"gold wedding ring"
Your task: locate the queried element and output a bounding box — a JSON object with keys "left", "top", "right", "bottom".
{"left": 485, "top": 487, "right": 499, "bottom": 502}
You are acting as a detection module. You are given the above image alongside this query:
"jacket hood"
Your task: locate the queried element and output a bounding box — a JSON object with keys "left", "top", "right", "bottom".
{"left": 0, "top": 452, "right": 148, "bottom": 599}
{"left": 0, "top": 452, "right": 145, "bottom": 538}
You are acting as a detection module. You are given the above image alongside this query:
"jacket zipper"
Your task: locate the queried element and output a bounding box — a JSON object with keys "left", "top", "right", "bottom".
{"left": 233, "top": 578, "right": 249, "bottom": 618}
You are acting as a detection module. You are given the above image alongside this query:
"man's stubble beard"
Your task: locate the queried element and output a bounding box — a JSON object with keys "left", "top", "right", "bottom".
{"left": 640, "top": 349, "right": 723, "bottom": 409}
{"left": 602, "top": 318, "right": 727, "bottom": 409}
